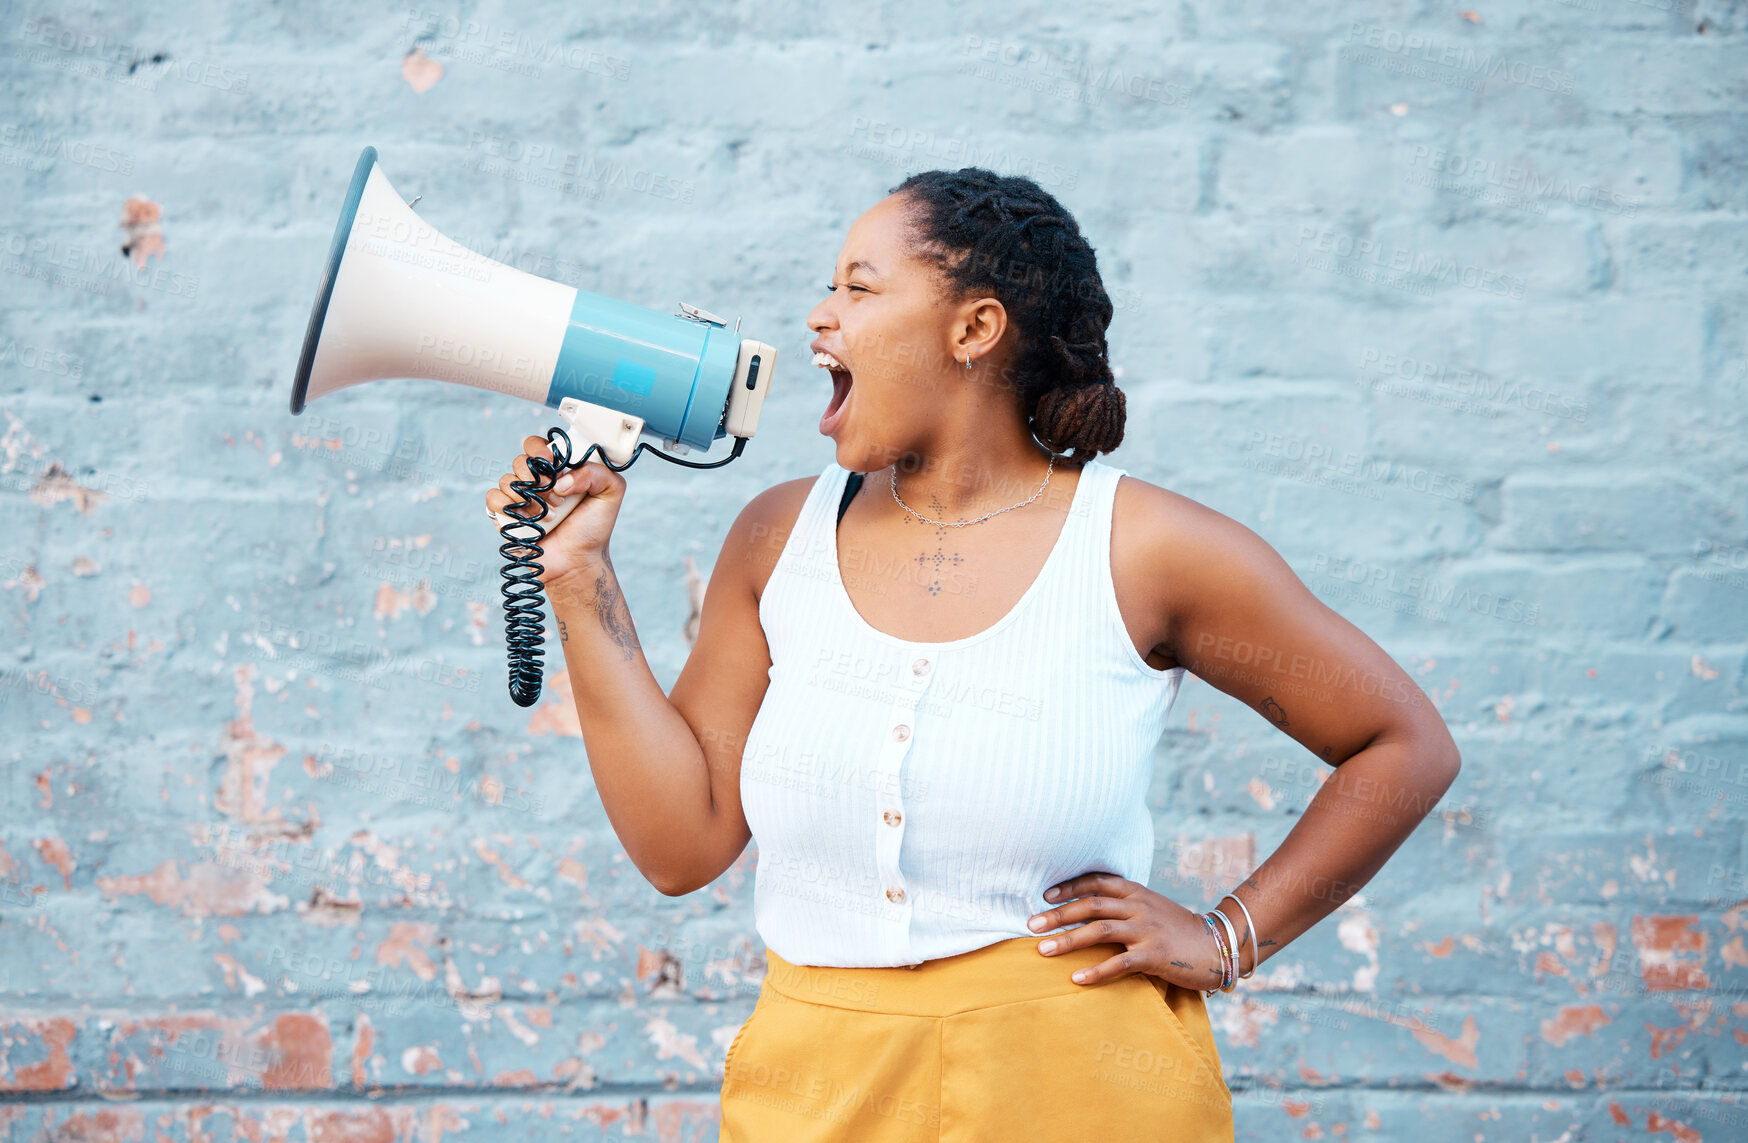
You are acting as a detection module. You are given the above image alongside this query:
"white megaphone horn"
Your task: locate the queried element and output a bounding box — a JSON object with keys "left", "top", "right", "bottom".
{"left": 290, "top": 146, "right": 778, "bottom": 706}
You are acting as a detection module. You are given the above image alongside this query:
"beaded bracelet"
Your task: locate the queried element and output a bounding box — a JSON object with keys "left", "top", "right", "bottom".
{"left": 1198, "top": 911, "right": 1233, "bottom": 996}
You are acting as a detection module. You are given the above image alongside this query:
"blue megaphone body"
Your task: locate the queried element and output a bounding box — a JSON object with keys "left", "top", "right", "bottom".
{"left": 289, "top": 146, "right": 778, "bottom": 706}
{"left": 291, "top": 146, "right": 775, "bottom": 465}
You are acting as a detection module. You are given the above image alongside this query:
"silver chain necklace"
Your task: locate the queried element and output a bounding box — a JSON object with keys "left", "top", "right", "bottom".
{"left": 889, "top": 453, "right": 1056, "bottom": 528}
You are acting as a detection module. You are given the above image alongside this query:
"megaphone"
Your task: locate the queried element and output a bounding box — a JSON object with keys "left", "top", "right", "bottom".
{"left": 291, "top": 146, "right": 778, "bottom": 707}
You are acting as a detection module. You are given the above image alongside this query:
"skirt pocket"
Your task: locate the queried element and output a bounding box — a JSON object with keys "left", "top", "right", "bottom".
{"left": 1136, "top": 973, "right": 1231, "bottom": 1105}
{"left": 721, "top": 990, "right": 763, "bottom": 1088}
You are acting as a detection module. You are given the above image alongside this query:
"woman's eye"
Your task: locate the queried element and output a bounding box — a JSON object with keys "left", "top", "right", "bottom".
{"left": 822, "top": 283, "right": 866, "bottom": 295}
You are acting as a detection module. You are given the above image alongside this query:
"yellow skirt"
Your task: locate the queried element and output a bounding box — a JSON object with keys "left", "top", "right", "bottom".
{"left": 719, "top": 935, "right": 1234, "bottom": 1142}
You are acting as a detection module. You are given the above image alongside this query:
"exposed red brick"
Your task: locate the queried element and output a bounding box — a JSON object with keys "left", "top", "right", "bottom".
{"left": 32, "top": 837, "right": 75, "bottom": 889}
{"left": 375, "top": 922, "right": 438, "bottom": 981}
{"left": 1631, "top": 915, "right": 1710, "bottom": 991}
{"left": 258, "top": 1013, "right": 332, "bottom": 1090}
{"left": 1412, "top": 1013, "right": 1479, "bottom": 1068}
{"left": 4, "top": 1017, "right": 77, "bottom": 1090}
{"left": 308, "top": 1107, "right": 395, "bottom": 1143}
{"left": 1541, "top": 1005, "right": 1610, "bottom": 1047}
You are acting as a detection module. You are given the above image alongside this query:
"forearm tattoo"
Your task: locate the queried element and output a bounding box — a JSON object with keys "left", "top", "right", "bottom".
{"left": 592, "top": 567, "right": 642, "bottom": 660}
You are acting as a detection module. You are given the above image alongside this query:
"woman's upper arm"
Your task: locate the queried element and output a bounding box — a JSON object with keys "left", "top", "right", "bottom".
{"left": 1142, "top": 484, "right": 1460, "bottom": 771}
{"left": 665, "top": 477, "right": 815, "bottom": 885}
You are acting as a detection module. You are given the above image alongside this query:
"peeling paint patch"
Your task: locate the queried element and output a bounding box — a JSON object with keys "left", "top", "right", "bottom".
{"left": 375, "top": 921, "right": 438, "bottom": 980}
{"left": 36, "top": 1108, "right": 144, "bottom": 1141}
{"left": 473, "top": 839, "right": 529, "bottom": 889}
{"left": 32, "top": 837, "right": 74, "bottom": 889}
{"left": 1411, "top": 1013, "right": 1479, "bottom": 1068}
{"left": 1173, "top": 833, "right": 1255, "bottom": 900}
{"left": 1631, "top": 914, "right": 1709, "bottom": 991}
{"left": 118, "top": 194, "right": 166, "bottom": 267}
{"left": 525, "top": 666, "right": 583, "bottom": 737}
{"left": 258, "top": 1012, "right": 332, "bottom": 1090}
{"left": 216, "top": 663, "right": 289, "bottom": 825}
{"left": 2, "top": 562, "right": 46, "bottom": 602}
{"left": 214, "top": 952, "right": 267, "bottom": 997}
{"left": 299, "top": 885, "right": 364, "bottom": 927}
{"left": 374, "top": 579, "right": 436, "bottom": 620}
{"left": 402, "top": 46, "right": 443, "bottom": 92}
{"left": 557, "top": 856, "right": 588, "bottom": 895}
{"left": 307, "top": 1107, "right": 396, "bottom": 1143}
{"left": 683, "top": 554, "right": 706, "bottom": 644}
{"left": 29, "top": 461, "right": 108, "bottom": 513}
{"left": 1646, "top": 1020, "right": 1689, "bottom": 1059}
{"left": 96, "top": 858, "right": 289, "bottom": 918}
{"left": 1337, "top": 912, "right": 1380, "bottom": 992}
{"left": 351, "top": 1013, "right": 374, "bottom": 1087}
{"left": 498, "top": 1008, "right": 540, "bottom": 1047}
{"left": 2, "top": 1017, "right": 77, "bottom": 1089}
{"left": 643, "top": 1014, "right": 710, "bottom": 1071}
{"left": 1, "top": 408, "right": 46, "bottom": 473}
{"left": 1541, "top": 1004, "right": 1609, "bottom": 1047}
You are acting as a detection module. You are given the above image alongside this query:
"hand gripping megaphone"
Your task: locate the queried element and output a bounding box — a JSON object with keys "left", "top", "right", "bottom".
{"left": 290, "top": 146, "right": 777, "bottom": 707}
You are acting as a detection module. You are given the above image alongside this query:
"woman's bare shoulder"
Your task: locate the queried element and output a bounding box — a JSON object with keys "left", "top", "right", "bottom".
{"left": 1111, "top": 471, "right": 1293, "bottom": 645}
{"left": 1112, "top": 471, "right": 1239, "bottom": 551}
{"left": 721, "top": 474, "right": 822, "bottom": 600}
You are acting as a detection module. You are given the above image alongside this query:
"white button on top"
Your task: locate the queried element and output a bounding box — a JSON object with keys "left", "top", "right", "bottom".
{"left": 911, "top": 657, "right": 931, "bottom": 677}
{"left": 891, "top": 724, "right": 910, "bottom": 742}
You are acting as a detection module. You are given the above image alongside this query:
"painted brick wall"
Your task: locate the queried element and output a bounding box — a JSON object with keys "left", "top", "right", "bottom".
{"left": 2, "top": 2, "right": 1745, "bottom": 1140}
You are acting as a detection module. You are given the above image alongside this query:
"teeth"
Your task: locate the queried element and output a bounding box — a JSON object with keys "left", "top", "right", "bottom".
{"left": 813, "top": 351, "right": 845, "bottom": 371}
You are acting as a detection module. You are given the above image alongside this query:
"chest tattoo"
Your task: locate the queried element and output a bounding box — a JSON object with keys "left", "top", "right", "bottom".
{"left": 901, "top": 495, "right": 966, "bottom": 597}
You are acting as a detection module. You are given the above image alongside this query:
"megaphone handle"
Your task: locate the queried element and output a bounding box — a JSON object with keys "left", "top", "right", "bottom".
{"left": 497, "top": 423, "right": 603, "bottom": 709}
{"left": 496, "top": 420, "right": 750, "bottom": 709}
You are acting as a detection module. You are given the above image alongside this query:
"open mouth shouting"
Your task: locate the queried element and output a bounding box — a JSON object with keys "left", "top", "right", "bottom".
{"left": 813, "top": 349, "right": 854, "bottom": 435}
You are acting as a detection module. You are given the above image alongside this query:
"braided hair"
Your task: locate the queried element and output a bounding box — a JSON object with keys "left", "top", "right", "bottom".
{"left": 888, "top": 167, "right": 1124, "bottom": 464}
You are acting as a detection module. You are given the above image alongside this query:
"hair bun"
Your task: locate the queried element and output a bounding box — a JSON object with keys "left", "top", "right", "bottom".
{"left": 1033, "top": 380, "right": 1125, "bottom": 463}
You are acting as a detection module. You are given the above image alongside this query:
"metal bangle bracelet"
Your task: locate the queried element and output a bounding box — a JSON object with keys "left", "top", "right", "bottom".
{"left": 1208, "top": 907, "right": 1243, "bottom": 992}
{"left": 1220, "top": 891, "right": 1259, "bottom": 979}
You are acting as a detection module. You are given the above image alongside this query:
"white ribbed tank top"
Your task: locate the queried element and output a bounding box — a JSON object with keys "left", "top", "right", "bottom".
{"left": 740, "top": 456, "right": 1186, "bottom": 968}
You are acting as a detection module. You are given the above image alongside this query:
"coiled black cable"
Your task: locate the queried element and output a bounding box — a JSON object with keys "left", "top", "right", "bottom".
{"left": 498, "top": 427, "right": 747, "bottom": 707}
